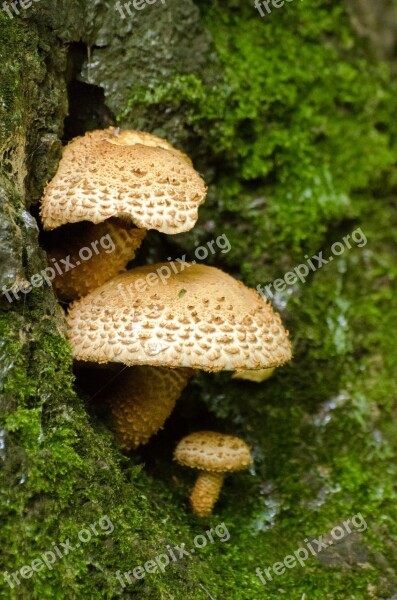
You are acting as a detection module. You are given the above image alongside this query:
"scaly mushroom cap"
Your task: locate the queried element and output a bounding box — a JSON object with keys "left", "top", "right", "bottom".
{"left": 105, "top": 366, "right": 192, "bottom": 450}
{"left": 66, "top": 263, "right": 292, "bottom": 372}
{"left": 40, "top": 127, "right": 206, "bottom": 233}
{"left": 174, "top": 431, "right": 252, "bottom": 473}
{"left": 100, "top": 129, "right": 191, "bottom": 163}
{"left": 47, "top": 218, "right": 146, "bottom": 302}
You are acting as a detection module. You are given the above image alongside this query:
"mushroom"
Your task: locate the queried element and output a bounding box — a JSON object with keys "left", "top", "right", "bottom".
{"left": 40, "top": 127, "right": 207, "bottom": 233}
{"left": 66, "top": 263, "right": 292, "bottom": 449}
{"left": 66, "top": 263, "right": 292, "bottom": 371}
{"left": 174, "top": 431, "right": 252, "bottom": 517}
{"left": 40, "top": 127, "right": 207, "bottom": 300}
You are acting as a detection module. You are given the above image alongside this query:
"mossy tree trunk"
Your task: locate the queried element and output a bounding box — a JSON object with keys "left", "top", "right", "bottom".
{"left": 1, "top": 1, "right": 397, "bottom": 599}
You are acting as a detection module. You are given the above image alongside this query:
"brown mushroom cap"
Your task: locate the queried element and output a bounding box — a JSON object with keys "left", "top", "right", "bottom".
{"left": 40, "top": 127, "right": 206, "bottom": 233}
{"left": 174, "top": 431, "right": 252, "bottom": 473}
{"left": 66, "top": 263, "right": 292, "bottom": 372}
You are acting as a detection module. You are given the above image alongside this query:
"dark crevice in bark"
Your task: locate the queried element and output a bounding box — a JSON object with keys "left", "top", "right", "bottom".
{"left": 64, "top": 42, "right": 116, "bottom": 142}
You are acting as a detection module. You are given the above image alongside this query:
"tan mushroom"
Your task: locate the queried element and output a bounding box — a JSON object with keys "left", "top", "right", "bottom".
{"left": 66, "top": 263, "right": 291, "bottom": 449}
{"left": 66, "top": 263, "right": 292, "bottom": 371}
{"left": 174, "top": 431, "right": 252, "bottom": 516}
{"left": 40, "top": 127, "right": 207, "bottom": 233}
{"left": 40, "top": 127, "right": 207, "bottom": 301}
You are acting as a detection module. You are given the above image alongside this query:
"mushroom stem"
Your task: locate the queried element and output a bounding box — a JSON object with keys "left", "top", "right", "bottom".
{"left": 105, "top": 366, "right": 193, "bottom": 451}
{"left": 46, "top": 218, "right": 146, "bottom": 302}
{"left": 190, "top": 471, "right": 225, "bottom": 517}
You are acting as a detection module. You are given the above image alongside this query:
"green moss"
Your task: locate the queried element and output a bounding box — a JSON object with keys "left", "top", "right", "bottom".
{"left": 119, "top": 1, "right": 397, "bottom": 268}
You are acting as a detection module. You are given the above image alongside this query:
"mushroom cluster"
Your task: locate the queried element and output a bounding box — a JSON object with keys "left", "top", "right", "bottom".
{"left": 41, "top": 127, "right": 292, "bottom": 516}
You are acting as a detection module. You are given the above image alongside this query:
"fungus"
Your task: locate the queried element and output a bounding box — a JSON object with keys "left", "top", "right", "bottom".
{"left": 40, "top": 127, "right": 207, "bottom": 234}
{"left": 66, "top": 263, "right": 292, "bottom": 371}
{"left": 40, "top": 127, "right": 207, "bottom": 301}
{"left": 174, "top": 431, "right": 252, "bottom": 517}
{"left": 66, "top": 263, "right": 291, "bottom": 448}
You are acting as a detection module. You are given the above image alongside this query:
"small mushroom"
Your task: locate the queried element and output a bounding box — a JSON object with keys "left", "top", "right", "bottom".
{"left": 232, "top": 367, "right": 275, "bottom": 383}
{"left": 174, "top": 431, "right": 252, "bottom": 517}
{"left": 40, "top": 127, "right": 207, "bottom": 301}
{"left": 66, "top": 263, "right": 292, "bottom": 448}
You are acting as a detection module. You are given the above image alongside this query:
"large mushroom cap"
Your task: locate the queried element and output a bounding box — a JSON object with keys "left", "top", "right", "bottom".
{"left": 66, "top": 263, "right": 292, "bottom": 372}
{"left": 40, "top": 127, "right": 207, "bottom": 234}
{"left": 174, "top": 431, "right": 252, "bottom": 473}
